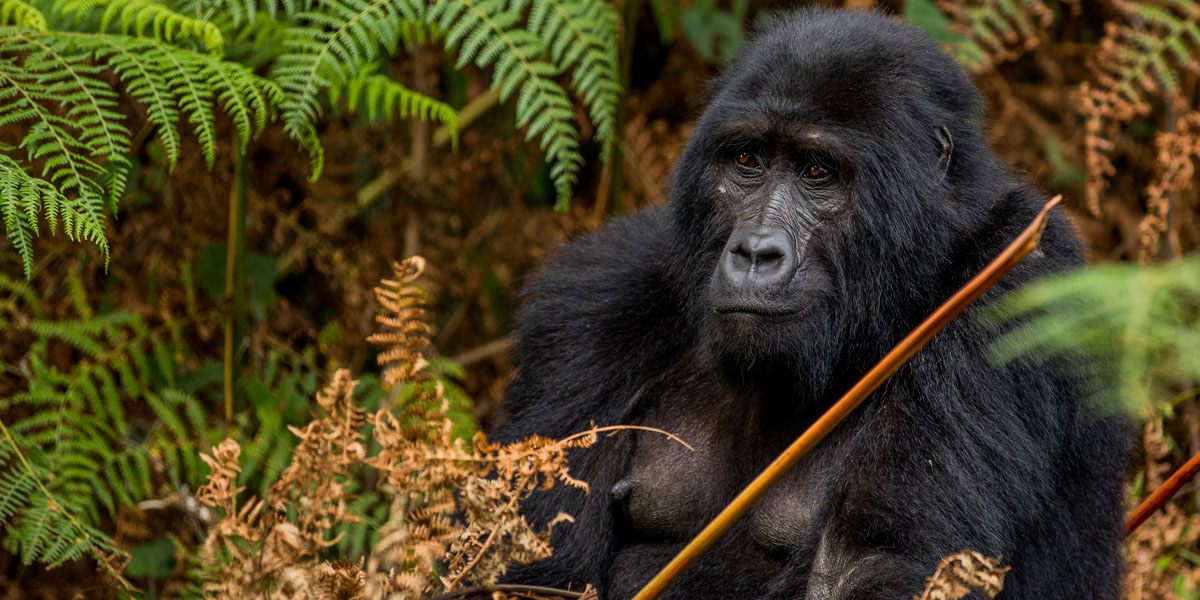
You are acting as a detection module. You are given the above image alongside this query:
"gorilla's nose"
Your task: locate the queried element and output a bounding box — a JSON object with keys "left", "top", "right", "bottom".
{"left": 719, "top": 226, "right": 796, "bottom": 290}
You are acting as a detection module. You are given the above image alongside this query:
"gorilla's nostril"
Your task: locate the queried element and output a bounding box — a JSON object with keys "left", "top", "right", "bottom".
{"left": 756, "top": 250, "right": 784, "bottom": 264}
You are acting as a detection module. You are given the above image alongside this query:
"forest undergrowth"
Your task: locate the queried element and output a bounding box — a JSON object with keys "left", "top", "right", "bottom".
{"left": 2, "top": 0, "right": 1200, "bottom": 597}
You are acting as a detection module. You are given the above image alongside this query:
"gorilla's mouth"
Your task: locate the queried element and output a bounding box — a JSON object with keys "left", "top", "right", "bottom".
{"left": 711, "top": 305, "right": 802, "bottom": 318}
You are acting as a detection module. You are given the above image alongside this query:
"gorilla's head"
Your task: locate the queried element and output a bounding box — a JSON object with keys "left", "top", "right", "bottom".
{"left": 669, "top": 10, "right": 1007, "bottom": 385}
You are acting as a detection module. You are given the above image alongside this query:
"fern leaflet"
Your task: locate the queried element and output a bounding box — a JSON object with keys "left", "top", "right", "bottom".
{"left": 432, "top": 0, "right": 580, "bottom": 207}
{"left": 56, "top": 0, "right": 225, "bottom": 54}
{"left": 511, "top": 0, "right": 620, "bottom": 156}
{"left": 0, "top": 0, "right": 46, "bottom": 29}
{"left": 335, "top": 69, "right": 457, "bottom": 131}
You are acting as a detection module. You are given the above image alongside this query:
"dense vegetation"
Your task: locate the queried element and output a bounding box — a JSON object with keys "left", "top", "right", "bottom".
{"left": 1, "top": 0, "right": 1199, "bottom": 597}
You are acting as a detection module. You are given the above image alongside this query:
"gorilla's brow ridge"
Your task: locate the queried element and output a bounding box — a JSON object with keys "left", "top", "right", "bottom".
{"left": 709, "top": 116, "right": 852, "bottom": 166}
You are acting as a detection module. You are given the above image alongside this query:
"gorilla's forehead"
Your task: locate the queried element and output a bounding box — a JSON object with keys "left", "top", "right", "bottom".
{"left": 704, "top": 9, "right": 966, "bottom": 132}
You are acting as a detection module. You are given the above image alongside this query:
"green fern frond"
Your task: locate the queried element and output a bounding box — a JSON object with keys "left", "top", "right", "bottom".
{"left": 0, "top": 49, "right": 113, "bottom": 261}
{"left": 2, "top": 303, "right": 213, "bottom": 571}
{"left": 0, "top": 419, "right": 128, "bottom": 585}
{"left": 171, "top": 0, "right": 316, "bottom": 25}
{"left": 336, "top": 70, "right": 457, "bottom": 133}
{"left": 511, "top": 0, "right": 620, "bottom": 155}
{"left": 271, "top": 0, "right": 420, "bottom": 179}
{"left": 934, "top": 0, "right": 1053, "bottom": 73}
{"left": 987, "top": 254, "right": 1200, "bottom": 416}
{"left": 0, "top": 0, "right": 46, "bottom": 30}
{"left": 0, "top": 153, "right": 81, "bottom": 278}
{"left": 432, "top": 0, "right": 580, "bottom": 207}
{"left": 1, "top": 28, "right": 279, "bottom": 274}
{"left": 57, "top": 0, "right": 225, "bottom": 54}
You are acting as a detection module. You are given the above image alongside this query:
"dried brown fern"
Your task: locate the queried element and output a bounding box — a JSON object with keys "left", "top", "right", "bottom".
{"left": 363, "top": 256, "right": 601, "bottom": 598}
{"left": 196, "top": 371, "right": 368, "bottom": 600}
{"left": 1125, "top": 420, "right": 1200, "bottom": 600}
{"left": 368, "top": 256, "right": 435, "bottom": 388}
{"left": 1137, "top": 111, "right": 1200, "bottom": 259}
{"left": 196, "top": 256, "right": 605, "bottom": 600}
{"left": 914, "top": 550, "right": 1010, "bottom": 600}
{"left": 1080, "top": 0, "right": 1200, "bottom": 216}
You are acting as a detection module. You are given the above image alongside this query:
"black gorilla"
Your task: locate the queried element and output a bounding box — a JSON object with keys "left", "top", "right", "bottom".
{"left": 491, "top": 9, "right": 1128, "bottom": 599}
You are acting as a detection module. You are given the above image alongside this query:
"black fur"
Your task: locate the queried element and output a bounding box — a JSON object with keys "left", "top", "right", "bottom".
{"left": 491, "top": 9, "right": 1128, "bottom": 599}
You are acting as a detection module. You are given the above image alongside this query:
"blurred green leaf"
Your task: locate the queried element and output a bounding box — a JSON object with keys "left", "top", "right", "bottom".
{"left": 680, "top": 0, "right": 746, "bottom": 65}
{"left": 127, "top": 537, "right": 176, "bottom": 579}
{"left": 903, "top": 0, "right": 961, "bottom": 45}
{"left": 987, "top": 253, "right": 1200, "bottom": 417}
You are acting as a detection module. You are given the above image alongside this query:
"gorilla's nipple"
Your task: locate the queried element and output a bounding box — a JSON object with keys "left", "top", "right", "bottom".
{"left": 611, "top": 478, "right": 635, "bottom": 503}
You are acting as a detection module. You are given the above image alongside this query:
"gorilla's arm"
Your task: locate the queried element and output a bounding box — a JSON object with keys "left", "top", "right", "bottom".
{"left": 768, "top": 318, "right": 1124, "bottom": 599}
{"left": 490, "top": 207, "right": 682, "bottom": 592}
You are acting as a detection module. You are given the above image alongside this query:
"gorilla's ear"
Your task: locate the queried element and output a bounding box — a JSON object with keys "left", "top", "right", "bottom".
{"left": 936, "top": 126, "right": 954, "bottom": 179}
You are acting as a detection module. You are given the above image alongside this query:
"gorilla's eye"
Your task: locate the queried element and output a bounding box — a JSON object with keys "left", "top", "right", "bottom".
{"left": 736, "top": 152, "right": 759, "bottom": 170}
{"left": 803, "top": 163, "right": 831, "bottom": 180}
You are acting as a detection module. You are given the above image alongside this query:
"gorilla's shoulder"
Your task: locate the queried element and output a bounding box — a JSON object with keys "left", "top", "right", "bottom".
{"left": 523, "top": 206, "right": 672, "bottom": 305}
{"left": 968, "top": 187, "right": 1085, "bottom": 300}
{"left": 497, "top": 206, "right": 681, "bottom": 437}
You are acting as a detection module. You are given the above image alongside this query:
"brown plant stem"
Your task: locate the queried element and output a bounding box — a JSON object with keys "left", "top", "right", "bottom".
{"left": 222, "top": 142, "right": 248, "bottom": 425}
{"left": 454, "top": 337, "right": 513, "bottom": 368}
{"left": 630, "top": 195, "right": 1064, "bottom": 600}
{"left": 1127, "top": 448, "right": 1200, "bottom": 533}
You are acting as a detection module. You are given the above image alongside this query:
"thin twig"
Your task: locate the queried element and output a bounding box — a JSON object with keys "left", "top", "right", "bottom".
{"left": 559, "top": 424, "right": 693, "bottom": 451}
{"left": 1127, "top": 448, "right": 1200, "bottom": 532}
{"left": 424, "top": 583, "right": 585, "bottom": 600}
{"left": 454, "top": 337, "right": 513, "bottom": 368}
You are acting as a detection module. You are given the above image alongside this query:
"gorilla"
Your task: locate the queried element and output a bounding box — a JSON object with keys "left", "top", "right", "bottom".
{"left": 490, "top": 9, "right": 1128, "bottom": 599}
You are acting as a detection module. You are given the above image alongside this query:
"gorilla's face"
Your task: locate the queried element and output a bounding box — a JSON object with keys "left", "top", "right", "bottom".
{"left": 674, "top": 11, "right": 983, "bottom": 382}
{"left": 704, "top": 123, "right": 850, "bottom": 368}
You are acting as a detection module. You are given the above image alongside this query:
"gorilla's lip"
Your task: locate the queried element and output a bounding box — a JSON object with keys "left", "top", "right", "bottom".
{"left": 711, "top": 305, "right": 802, "bottom": 318}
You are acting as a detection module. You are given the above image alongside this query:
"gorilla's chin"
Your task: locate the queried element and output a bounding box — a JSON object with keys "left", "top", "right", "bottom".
{"left": 706, "top": 309, "right": 813, "bottom": 379}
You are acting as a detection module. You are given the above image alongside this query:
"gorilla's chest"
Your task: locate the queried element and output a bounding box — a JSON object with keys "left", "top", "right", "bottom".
{"left": 614, "top": 391, "right": 825, "bottom": 555}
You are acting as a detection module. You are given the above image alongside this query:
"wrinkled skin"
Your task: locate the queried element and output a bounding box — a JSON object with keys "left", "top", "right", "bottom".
{"left": 491, "top": 9, "right": 1128, "bottom": 599}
